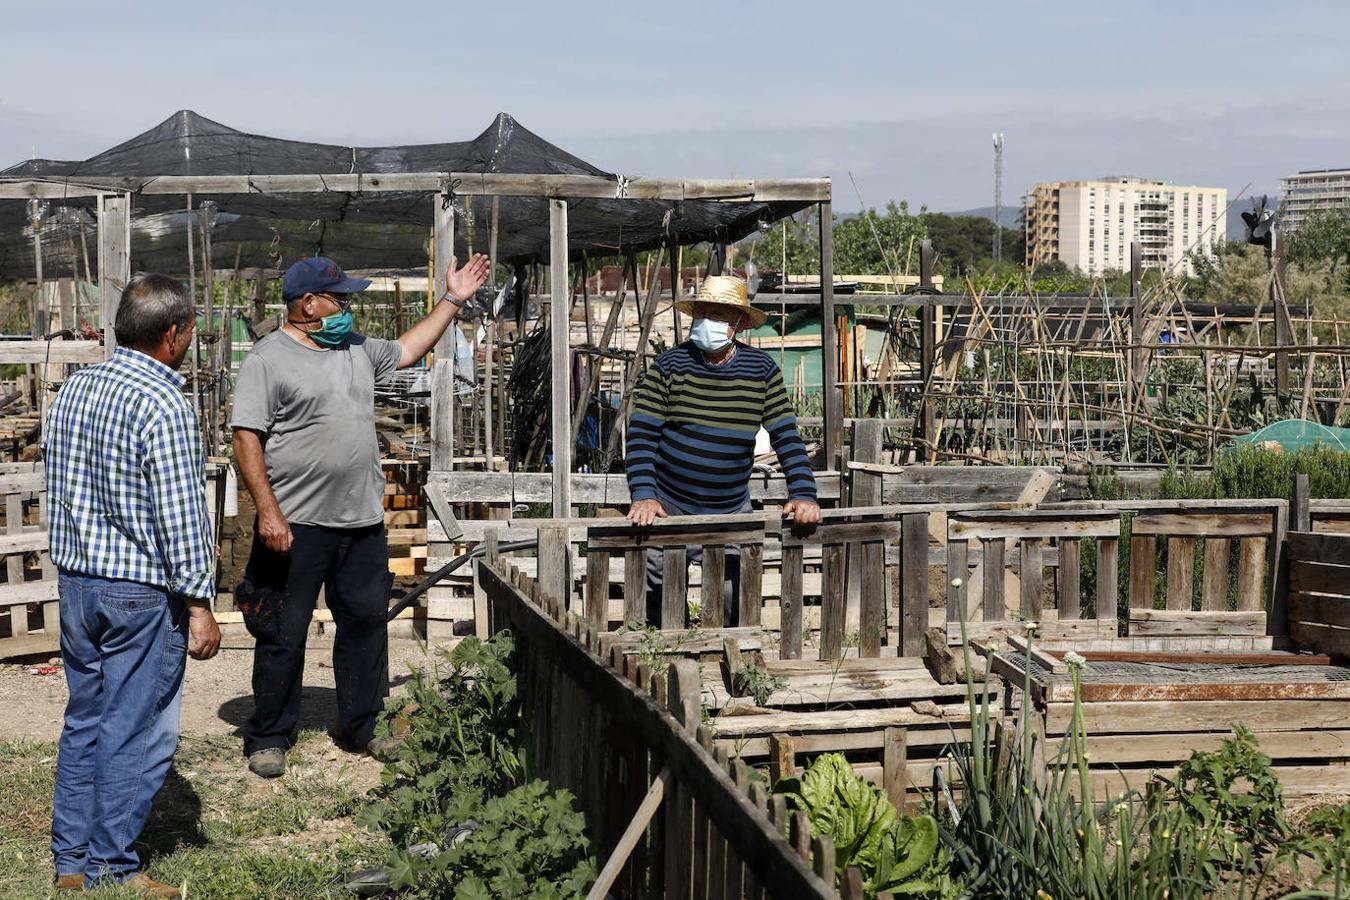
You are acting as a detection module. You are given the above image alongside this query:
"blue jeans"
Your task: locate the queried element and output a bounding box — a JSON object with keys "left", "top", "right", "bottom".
{"left": 51, "top": 572, "right": 188, "bottom": 887}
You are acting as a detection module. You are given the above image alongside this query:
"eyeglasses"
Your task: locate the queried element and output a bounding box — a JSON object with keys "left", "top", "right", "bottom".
{"left": 315, "top": 292, "right": 351, "bottom": 311}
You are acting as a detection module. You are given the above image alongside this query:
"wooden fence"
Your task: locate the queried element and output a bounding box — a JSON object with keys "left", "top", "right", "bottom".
{"left": 478, "top": 539, "right": 855, "bottom": 899}
{"left": 0, "top": 462, "right": 57, "bottom": 658}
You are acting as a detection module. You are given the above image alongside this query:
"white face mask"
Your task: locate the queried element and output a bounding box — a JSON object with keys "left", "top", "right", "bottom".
{"left": 690, "top": 317, "right": 732, "bottom": 353}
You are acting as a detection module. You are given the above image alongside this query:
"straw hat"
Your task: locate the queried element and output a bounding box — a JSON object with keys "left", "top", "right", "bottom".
{"left": 674, "top": 275, "right": 767, "bottom": 329}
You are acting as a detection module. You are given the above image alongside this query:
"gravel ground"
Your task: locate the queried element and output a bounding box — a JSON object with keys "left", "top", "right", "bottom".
{"left": 0, "top": 639, "right": 437, "bottom": 745}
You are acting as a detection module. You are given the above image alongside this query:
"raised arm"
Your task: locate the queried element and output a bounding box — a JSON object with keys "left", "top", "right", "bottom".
{"left": 396, "top": 254, "right": 491, "bottom": 367}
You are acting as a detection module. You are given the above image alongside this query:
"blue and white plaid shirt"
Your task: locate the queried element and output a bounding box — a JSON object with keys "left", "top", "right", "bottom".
{"left": 45, "top": 347, "right": 215, "bottom": 600}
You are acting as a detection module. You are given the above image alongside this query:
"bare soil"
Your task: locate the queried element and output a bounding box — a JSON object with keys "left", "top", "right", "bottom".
{"left": 0, "top": 639, "right": 436, "bottom": 746}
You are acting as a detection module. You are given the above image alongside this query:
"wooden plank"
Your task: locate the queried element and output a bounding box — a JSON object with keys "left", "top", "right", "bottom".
{"left": 1048, "top": 679, "right": 1350, "bottom": 703}
{"left": 430, "top": 360, "right": 455, "bottom": 471}
{"left": 539, "top": 527, "right": 571, "bottom": 613}
{"left": 1131, "top": 511, "right": 1272, "bottom": 538}
{"left": 858, "top": 541, "right": 885, "bottom": 658}
{"left": 1291, "top": 560, "right": 1350, "bottom": 597}
{"left": 702, "top": 545, "right": 726, "bottom": 629}
{"left": 1236, "top": 536, "right": 1267, "bottom": 612}
{"left": 590, "top": 524, "right": 765, "bottom": 551}
{"left": 947, "top": 618, "right": 1117, "bottom": 645}
{"left": 848, "top": 419, "right": 884, "bottom": 635}
{"left": 0, "top": 340, "right": 103, "bottom": 365}
{"left": 1127, "top": 609, "right": 1266, "bottom": 636}
{"left": 0, "top": 579, "right": 59, "bottom": 609}
{"left": 1291, "top": 621, "right": 1350, "bottom": 657}
{"left": 818, "top": 543, "right": 847, "bottom": 661}
{"left": 549, "top": 200, "right": 571, "bottom": 514}
{"left": 438, "top": 471, "right": 843, "bottom": 505}
{"left": 1096, "top": 537, "right": 1118, "bottom": 622}
{"left": 1057, "top": 537, "right": 1081, "bottom": 619}
{"left": 1020, "top": 537, "right": 1043, "bottom": 620}
{"left": 1165, "top": 537, "right": 1196, "bottom": 611}
{"left": 661, "top": 548, "right": 687, "bottom": 631}
{"left": 98, "top": 193, "right": 130, "bottom": 356}
{"left": 981, "top": 538, "right": 1005, "bottom": 621}
{"left": 0, "top": 529, "right": 46, "bottom": 556}
{"left": 882, "top": 727, "right": 908, "bottom": 814}
{"left": 1201, "top": 538, "right": 1231, "bottom": 611}
{"left": 1085, "top": 729, "right": 1350, "bottom": 764}
{"left": 1291, "top": 593, "right": 1350, "bottom": 628}
{"left": 1289, "top": 531, "right": 1350, "bottom": 568}
{"left": 1128, "top": 535, "right": 1156, "bottom": 611}
{"left": 949, "top": 514, "right": 1118, "bottom": 541}
{"left": 1045, "top": 698, "right": 1350, "bottom": 736}
{"left": 623, "top": 549, "right": 646, "bottom": 627}
{"left": 1073, "top": 650, "right": 1328, "bottom": 666}
{"left": 781, "top": 521, "right": 900, "bottom": 547}
{"left": 0, "top": 172, "right": 833, "bottom": 202}
{"left": 1004, "top": 635, "right": 1068, "bottom": 674}
{"left": 708, "top": 705, "right": 979, "bottom": 740}
{"left": 586, "top": 550, "right": 609, "bottom": 629}
{"left": 946, "top": 539, "right": 968, "bottom": 622}
{"left": 739, "top": 543, "right": 763, "bottom": 628}
{"left": 901, "top": 514, "right": 928, "bottom": 657}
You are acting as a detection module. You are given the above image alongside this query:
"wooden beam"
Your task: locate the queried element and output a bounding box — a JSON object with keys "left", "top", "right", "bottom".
{"left": 0, "top": 341, "right": 103, "bottom": 364}
{"left": 432, "top": 193, "right": 456, "bottom": 361}
{"left": 550, "top": 200, "right": 571, "bottom": 515}
{"left": 819, "top": 202, "right": 839, "bottom": 466}
{"left": 0, "top": 173, "right": 832, "bottom": 202}
{"left": 98, "top": 193, "right": 131, "bottom": 356}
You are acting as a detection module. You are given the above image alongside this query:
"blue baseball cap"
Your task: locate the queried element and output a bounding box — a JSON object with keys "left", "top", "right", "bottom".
{"left": 281, "top": 257, "right": 371, "bottom": 301}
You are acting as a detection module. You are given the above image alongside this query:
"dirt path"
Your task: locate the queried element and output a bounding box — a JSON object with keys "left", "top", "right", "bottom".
{"left": 0, "top": 640, "right": 437, "bottom": 745}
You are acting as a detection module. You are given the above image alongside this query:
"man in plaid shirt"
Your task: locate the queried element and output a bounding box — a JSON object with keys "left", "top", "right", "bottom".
{"left": 44, "top": 273, "right": 221, "bottom": 897}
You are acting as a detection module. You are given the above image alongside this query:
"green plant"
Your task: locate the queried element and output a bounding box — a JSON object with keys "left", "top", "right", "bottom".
{"left": 384, "top": 780, "right": 595, "bottom": 900}
{"left": 734, "top": 659, "right": 787, "bottom": 706}
{"left": 362, "top": 632, "right": 595, "bottom": 898}
{"left": 774, "top": 753, "right": 943, "bottom": 897}
{"left": 937, "top": 580, "right": 1308, "bottom": 898}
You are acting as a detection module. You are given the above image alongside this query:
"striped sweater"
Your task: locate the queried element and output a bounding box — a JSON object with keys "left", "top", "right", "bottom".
{"left": 625, "top": 341, "right": 817, "bottom": 514}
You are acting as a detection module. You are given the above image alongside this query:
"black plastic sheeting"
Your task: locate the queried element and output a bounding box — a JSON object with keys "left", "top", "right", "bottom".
{"left": 0, "top": 110, "right": 812, "bottom": 280}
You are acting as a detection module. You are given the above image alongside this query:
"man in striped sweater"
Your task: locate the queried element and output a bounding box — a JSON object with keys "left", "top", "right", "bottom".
{"left": 625, "top": 275, "right": 820, "bottom": 626}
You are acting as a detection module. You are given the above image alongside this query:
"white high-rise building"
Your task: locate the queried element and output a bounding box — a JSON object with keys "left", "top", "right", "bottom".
{"left": 1280, "top": 168, "right": 1350, "bottom": 235}
{"left": 1024, "top": 177, "right": 1227, "bottom": 276}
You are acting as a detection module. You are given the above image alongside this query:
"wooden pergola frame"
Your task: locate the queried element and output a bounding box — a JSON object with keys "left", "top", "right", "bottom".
{"left": 1, "top": 171, "right": 838, "bottom": 512}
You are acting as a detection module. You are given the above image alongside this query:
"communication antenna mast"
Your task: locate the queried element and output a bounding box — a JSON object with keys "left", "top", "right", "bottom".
{"left": 992, "top": 132, "right": 1004, "bottom": 262}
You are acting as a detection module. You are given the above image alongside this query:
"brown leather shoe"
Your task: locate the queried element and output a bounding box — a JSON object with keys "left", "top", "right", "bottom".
{"left": 54, "top": 873, "right": 84, "bottom": 891}
{"left": 122, "top": 872, "right": 181, "bottom": 898}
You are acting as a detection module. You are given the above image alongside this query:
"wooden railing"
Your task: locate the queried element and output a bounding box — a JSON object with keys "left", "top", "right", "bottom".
{"left": 510, "top": 498, "right": 1288, "bottom": 660}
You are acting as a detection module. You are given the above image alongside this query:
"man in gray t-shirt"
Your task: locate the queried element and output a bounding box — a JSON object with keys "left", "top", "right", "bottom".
{"left": 231, "top": 254, "right": 488, "bottom": 778}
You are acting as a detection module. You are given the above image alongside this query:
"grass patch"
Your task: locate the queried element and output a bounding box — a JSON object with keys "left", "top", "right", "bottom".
{"left": 0, "top": 730, "right": 389, "bottom": 899}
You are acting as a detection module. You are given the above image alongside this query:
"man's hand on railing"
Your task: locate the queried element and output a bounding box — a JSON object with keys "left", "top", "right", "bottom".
{"left": 782, "top": 498, "right": 821, "bottom": 526}
{"left": 626, "top": 499, "right": 668, "bottom": 527}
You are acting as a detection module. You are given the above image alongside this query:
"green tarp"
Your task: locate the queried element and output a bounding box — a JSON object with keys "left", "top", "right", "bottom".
{"left": 1230, "top": 419, "right": 1350, "bottom": 453}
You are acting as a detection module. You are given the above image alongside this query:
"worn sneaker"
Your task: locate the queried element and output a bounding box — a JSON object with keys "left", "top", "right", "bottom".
{"left": 362, "top": 734, "right": 403, "bottom": 763}
{"left": 54, "top": 873, "right": 84, "bottom": 891}
{"left": 247, "top": 747, "right": 286, "bottom": 779}
{"left": 121, "top": 872, "right": 181, "bottom": 897}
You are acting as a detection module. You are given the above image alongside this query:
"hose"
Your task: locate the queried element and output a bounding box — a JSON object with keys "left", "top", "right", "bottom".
{"left": 386, "top": 539, "right": 538, "bottom": 622}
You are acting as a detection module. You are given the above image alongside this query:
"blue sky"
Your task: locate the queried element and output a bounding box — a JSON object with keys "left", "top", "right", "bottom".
{"left": 3, "top": 1, "right": 1348, "bottom": 214}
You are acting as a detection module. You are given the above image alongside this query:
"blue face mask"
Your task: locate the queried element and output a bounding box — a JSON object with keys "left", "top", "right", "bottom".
{"left": 690, "top": 317, "right": 732, "bottom": 353}
{"left": 291, "top": 308, "right": 353, "bottom": 347}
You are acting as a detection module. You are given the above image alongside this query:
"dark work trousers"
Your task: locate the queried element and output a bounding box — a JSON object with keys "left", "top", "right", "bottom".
{"left": 645, "top": 499, "right": 752, "bottom": 628}
{"left": 238, "top": 522, "right": 394, "bottom": 757}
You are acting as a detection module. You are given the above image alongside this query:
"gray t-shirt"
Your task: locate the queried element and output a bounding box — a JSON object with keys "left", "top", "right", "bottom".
{"left": 230, "top": 330, "right": 402, "bottom": 528}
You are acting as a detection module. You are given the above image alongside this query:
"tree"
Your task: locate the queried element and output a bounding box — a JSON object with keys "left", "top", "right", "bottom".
{"left": 1285, "top": 207, "right": 1350, "bottom": 276}
{"left": 922, "top": 213, "right": 1026, "bottom": 276}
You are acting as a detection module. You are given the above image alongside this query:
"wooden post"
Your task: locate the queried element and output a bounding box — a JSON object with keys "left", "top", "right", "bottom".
{"left": 1274, "top": 249, "right": 1291, "bottom": 399}
{"left": 819, "top": 202, "right": 840, "bottom": 467}
{"left": 1293, "top": 473, "right": 1311, "bottom": 533}
{"left": 432, "top": 192, "right": 456, "bottom": 361}
{"left": 97, "top": 193, "right": 131, "bottom": 358}
{"left": 900, "top": 513, "right": 929, "bottom": 656}
{"left": 1128, "top": 242, "right": 1143, "bottom": 406}
{"left": 550, "top": 200, "right": 571, "bottom": 515}
{"left": 847, "top": 419, "right": 883, "bottom": 633}
{"left": 430, "top": 359, "right": 455, "bottom": 471}
{"left": 918, "top": 240, "right": 936, "bottom": 462}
